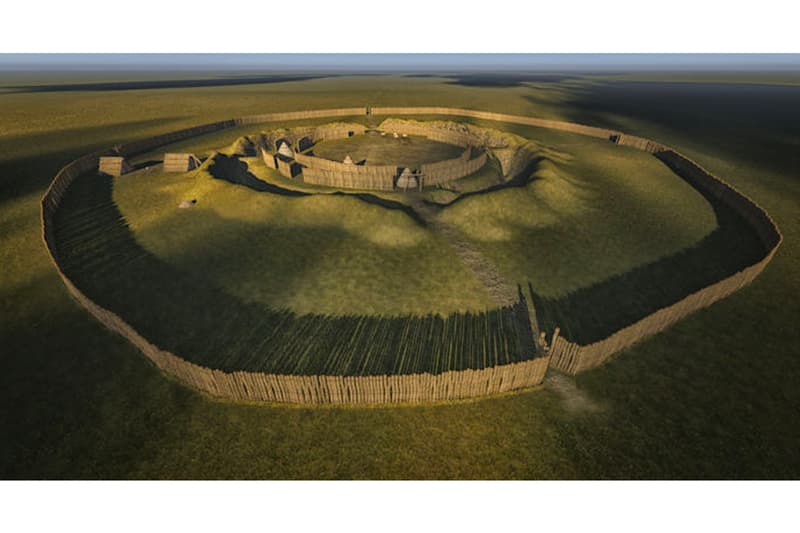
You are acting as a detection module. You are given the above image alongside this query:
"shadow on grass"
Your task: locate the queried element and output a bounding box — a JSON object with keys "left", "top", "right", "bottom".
{"left": 54, "top": 172, "right": 531, "bottom": 375}
{"left": 132, "top": 159, "right": 162, "bottom": 171}
{"left": 0, "top": 117, "right": 184, "bottom": 206}
{"left": 4, "top": 74, "right": 337, "bottom": 94}
{"left": 424, "top": 155, "right": 545, "bottom": 209}
{"left": 528, "top": 154, "right": 767, "bottom": 345}
{"left": 208, "top": 154, "right": 428, "bottom": 226}
{"left": 403, "top": 73, "right": 586, "bottom": 87}
{"left": 548, "top": 81, "right": 800, "bottom": 181}
{"left": 207, "top": 155, "right": 308, "bottom": 196}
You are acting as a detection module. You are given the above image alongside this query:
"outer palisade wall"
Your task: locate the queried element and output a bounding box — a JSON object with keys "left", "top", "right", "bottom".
{"left": 46, "top": 187, "right": 550, "bottom": 404}
{"left": 237, "top": 107, "right": 367, "bottom": 126}
{"left": 41, "top": 108, "right": 549, "bottom": 404}
{"left": 547, "top": 149, "right": 782, "bottom": 374}
{"left": 41, "top": 106, "right": 780, "bottom": 402}
{"left": 371, "top": 107, "right": 619, "bottom": 140}
{"left": 369, "top": 108, "right": 781, "bottom": 375}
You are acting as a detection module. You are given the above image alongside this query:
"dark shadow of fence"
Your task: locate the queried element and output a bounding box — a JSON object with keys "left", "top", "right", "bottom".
{"left": 424, "top": 155, "right": 545, "bottom": 209}
{"left": 54, "top": 171, "right": 534, "bottom": 376}
{"left": 528, "top": 155, "right": 768, "bottom": 345}
{"left": 208, "top": 154, "right": 428, "bottom": 226}
{"left": 7, "top": 74, "right": 336, "bottom": 94}
{"left": 208, "top": 154, "right": 308, "bottom": 196}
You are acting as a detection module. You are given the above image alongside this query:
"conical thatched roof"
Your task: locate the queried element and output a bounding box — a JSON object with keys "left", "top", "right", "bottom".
{"left": 343, "top": 154, "right": 354, "bottom": 165}
{"left": 396, "top": 168, "right": 417, "bottom": 190}
{"left": 277, "top": 141, "right": 295, "bottom": 159}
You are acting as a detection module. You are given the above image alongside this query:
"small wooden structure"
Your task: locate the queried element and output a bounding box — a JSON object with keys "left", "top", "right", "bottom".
{"left": 98, "top": 156, "right": 132, "bottom": 177}
{"left": 276, "top": 155, "right": 300, "bottom": 178}
{"left": 298, "top": 137, "right": 314, "bottom": 152}
{"left": 396, "top": 167, "right": 420, "bottom": 191}
{"left": 261, "top": 148, "right": 278, "bottom": 169}
{"left": 277, "top": 141, "right": 295, "bottom": 159}
{"left": 163, "top": 153, "right": 201, "bottom": 172}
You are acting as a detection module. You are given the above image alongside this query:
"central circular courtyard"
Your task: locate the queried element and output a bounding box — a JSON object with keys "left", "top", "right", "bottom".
{"left": 310, "top": 133, "right": 465, "bottom": 167}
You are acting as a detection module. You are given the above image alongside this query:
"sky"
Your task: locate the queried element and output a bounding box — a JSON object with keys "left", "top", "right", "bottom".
{"left": 1, "top": 54, "right": 799, "bottom": 72}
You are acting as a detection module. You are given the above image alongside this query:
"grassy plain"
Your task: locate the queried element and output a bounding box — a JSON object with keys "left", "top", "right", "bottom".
{"left": 1, "top": 72, "right": 798, "bottom": 478}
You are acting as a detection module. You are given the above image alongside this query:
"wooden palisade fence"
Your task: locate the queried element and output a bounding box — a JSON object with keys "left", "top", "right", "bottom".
{"left": 41, "top": 106, "right": 781, "bottom": 403}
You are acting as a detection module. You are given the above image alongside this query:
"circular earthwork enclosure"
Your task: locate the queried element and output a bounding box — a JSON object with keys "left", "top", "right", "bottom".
{"left": 41, "top": 106, "right": 782, "bottom": 405}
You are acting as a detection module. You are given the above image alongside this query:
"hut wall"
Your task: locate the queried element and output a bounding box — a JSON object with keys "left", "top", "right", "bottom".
{"left": 163, "top": 153, "right": 199, "bottom": 172}
{"left": 277, "top": 157, "right": 299, "bottom": 178}
{"left": 261, "top": 149, "right": 278, "bottom": 169}
{"left": 98, "top": 156, "right": 130, "bottom": 176}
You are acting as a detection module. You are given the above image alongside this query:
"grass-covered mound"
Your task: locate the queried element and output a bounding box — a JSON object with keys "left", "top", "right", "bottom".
{"left": 438, "top": 135, "right": 719, "bottom": 298}
{"left": 116, "top": 122, "right": 723, "bottom": 348}
{"left": 310, "top": 133, "right": 464, "bottom": 166}
{"left": 113, "top": 161, "right": 494, "bottom": 317}
{"left": 54, "top": 171, "right": 534, "bottom": 376}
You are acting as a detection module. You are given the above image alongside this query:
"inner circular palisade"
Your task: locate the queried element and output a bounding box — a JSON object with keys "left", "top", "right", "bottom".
{"left": 311, "top": 133, "right": 464, "bottom": 167}
{"left": 42, "top": 107, "right": 781, "bottom": 405}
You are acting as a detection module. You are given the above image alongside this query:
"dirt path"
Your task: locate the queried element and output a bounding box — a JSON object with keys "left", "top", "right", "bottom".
{"left": 408, "top": 194, "right": 519, "bottom": 307}
{"left": 544, "top": 372, "right": 604, "bottom": 414}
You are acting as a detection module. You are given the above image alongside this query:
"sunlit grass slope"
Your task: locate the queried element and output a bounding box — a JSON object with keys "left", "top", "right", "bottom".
{"left": 58, "top": 171, "right": 527, "bottom": 376}
{"left": 120, "top": 121, "right": 717, "bottom": 309}
{"left": 440, "top": 132, "right": 718, "bottom": 297}
{"left": 114, "top": 165, "right": 494, "bottom": 316}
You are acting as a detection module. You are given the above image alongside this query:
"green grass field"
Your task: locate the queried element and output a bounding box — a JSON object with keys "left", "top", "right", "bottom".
{"left": 1, "top": 72, "right": 798, "bottom": 478}
{"left": 438, "top": 132, "right": 718, "bottom": 297}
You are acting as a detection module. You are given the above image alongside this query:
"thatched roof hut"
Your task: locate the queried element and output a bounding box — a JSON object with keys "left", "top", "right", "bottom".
{"left": 98, "top": 156, "right": 132, "bottom": 177}
{"left": 261, "top": 148, "right": 278, "bottom": 169}
{"left": 396, "top": 168, "right": 418, "bottom": 190}
{"left": 163, "top": 153, "right": 201, "bottom": 172}
{"left": 277, "top": 141, "right": 295, "bottom": 159}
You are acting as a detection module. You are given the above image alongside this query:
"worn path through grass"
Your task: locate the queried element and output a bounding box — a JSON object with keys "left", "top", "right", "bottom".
{"left": 407, "top": 194, "right": 519, "bottom": 307}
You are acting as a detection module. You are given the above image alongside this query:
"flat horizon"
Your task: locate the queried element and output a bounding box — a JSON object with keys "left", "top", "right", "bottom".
{"left": 2, "top": 53, "right": 800, "bottom": 71}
